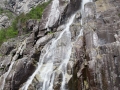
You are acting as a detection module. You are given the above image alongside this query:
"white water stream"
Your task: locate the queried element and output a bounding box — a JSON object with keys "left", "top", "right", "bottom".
{"left": 21, "top": 13, "right": 75, "bottom": 90}
{"left": 77, "top": 0, "right": 93, "bottom": 38}
{"left": 21, "top": 0, "right": 92, "bottom": 90}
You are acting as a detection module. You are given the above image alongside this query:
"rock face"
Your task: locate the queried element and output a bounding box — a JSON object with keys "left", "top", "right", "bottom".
{"left": 0, "top": 0, "right": 49, "bottom": 29}
{"left": 0, "top": 14, "right": 10, "bottom": 29}
{"left": 69, "top": 0, "right": 120, "bottom": 90}
{"left": 6, "top": 0, "right": 49, "bottom": 14}
{"left": 0, "top": 0, "right": 120, "bottom": 90}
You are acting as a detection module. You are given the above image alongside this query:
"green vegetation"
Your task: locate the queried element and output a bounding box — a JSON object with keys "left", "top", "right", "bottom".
{"left": 0, "top": 0, "right": 51, "bottom": 45}
{"left": 0, "top": 8, "right": 13, "bottom": 18}
{"left": 48, "top": 31, "right": 54, "bottom": 34}
{"left": 0, "top": 27, "right": 18, "bottom": 44}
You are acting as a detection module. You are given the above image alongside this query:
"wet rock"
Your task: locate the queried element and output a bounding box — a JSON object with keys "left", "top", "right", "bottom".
{"left": 53, "top": 70, "right": 63, "bottom": 90}
{"left": 67, "top": 61, "right": 74, "bottom": 75}
{"left": 65, "top": 0, "right": 82, "bottom": 17}
{"left": 0, "top": 55, "right": 12, "bottom": 76}
{"left": 57, "top": 25, "right": 65, "bottom": 31}
{"left": 72, "top": 1, "right": 120, "bottom": 90}
{"left": 38, "top": 0, "right": 69, "bottom": 33}
{"left": 12, "top": 57, "right": 36, "bottom": 89}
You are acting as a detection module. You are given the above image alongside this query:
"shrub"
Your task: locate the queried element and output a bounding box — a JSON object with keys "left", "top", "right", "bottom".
{"left": 0, "top": 27, "right": 18, "bottom": 45}
{"left": 5, "top": 27, "right": 18, "bottom": 38}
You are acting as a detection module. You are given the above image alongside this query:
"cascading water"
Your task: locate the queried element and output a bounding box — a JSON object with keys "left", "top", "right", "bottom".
{"left": 21, "top": 0, "right": 93, "bottom": 90}
{"left": 21, "top": 13, "right": 75, "bottom": 90}
{"left": 76, "top": 0, "right": 93, "bottom": 41}
{"left": 78, "top": 0, "right": 93, "bottom": 38}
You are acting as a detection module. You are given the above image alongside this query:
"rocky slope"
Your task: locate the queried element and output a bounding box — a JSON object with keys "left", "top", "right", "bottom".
{"left": 81, "top": 0, "right": 120, "bottom": 89}
{"left": 0, "top": 0, "right": 120, "bottom": 90}
{"left": 0, "top": 0, "right": 49, "bottom": 29}
{"left": 1, "top": 0, "right": 49, "bottom": 14}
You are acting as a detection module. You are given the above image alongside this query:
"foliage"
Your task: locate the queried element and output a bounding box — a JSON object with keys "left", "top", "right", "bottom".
{"left": 0, "top": 27, "right": 18, "bottom": 45}
{"left": 48, "top": 31, "right": 54, "bottom": 34}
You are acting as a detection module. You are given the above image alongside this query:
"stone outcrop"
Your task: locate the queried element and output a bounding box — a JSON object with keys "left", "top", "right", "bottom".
{"left": 0, "top": 0, "right": 120, "bottom": 90}
{"left": 69, "top": 0, "right": 120, "bottom": 90}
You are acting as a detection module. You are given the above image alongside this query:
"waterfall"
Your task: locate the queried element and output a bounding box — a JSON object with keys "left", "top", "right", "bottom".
{"left": 21, "top": 14, "right": 75, "bottom": 90}
{"left": 21, "top": 0, "right": 93, "bottom": 90}
{"left": 77, "top": 0, "right": 93, "bottom": 39}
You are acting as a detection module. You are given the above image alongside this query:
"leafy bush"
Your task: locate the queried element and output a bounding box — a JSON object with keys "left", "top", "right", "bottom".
{"left": 5, "top": 27, "right": 18, "bottom": 38}
{"left": 0, "top": 27, "right": 18, "bottom": 45}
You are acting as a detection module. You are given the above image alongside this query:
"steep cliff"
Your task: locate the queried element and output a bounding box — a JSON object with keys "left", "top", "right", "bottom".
{"left": 75, "top": 0, "right": 120, "bottom": 89}
{"left": 0, "top": 0, "right": 120, "bottom": 90}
